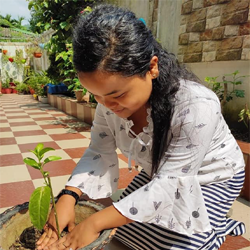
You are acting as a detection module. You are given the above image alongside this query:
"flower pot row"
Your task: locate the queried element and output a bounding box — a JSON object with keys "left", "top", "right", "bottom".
{"left": 1, "top": 88, "right": 18, "bottom": 94}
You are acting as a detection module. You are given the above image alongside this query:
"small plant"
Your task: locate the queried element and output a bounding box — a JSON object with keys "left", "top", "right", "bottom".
{"left": 13, "top": 49, "right": 26, "bottom": 70}
{"left": 238, "top": 104, "right": 250, "bottom": 129}
{"left": 23, "top": 143, "right": 62, "bottom": 239}
{"left": 205, "top": 70, "right": 248, "bottom": 113}
{"left": 16, "top": 83, "right": 30, "bottom": 94}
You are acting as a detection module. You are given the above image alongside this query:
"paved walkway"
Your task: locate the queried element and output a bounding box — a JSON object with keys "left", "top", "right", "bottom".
{"left": 0, "top": 94, "right": 249, "bottom": 249}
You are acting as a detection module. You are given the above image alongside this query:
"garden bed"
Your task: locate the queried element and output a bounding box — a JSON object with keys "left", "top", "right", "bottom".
{"left": 48, "top": 94, "right": 96, "bottom": 125}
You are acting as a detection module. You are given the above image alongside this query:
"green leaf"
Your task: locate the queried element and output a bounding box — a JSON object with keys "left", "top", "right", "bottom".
{"left": 235, "top": 89, "right": 245, "bottom": 98}
{"left": 235, "top": 81, "right": 242, "bottom": 85}
{"left": 28, "top": 1, "right": 34, "bottom": 10}
{"left": 60, "top": 22, "right": 68, "bottom": 30}
{"left": 23, "top": 157, "right": 40, "bottom": 169}
{"left": 40, "top": 147, "right": 55, "bottom": 158}
{"left": 44, "top": 156, "right": 62, "bottom": 164}
{"left": 64, "top": 23, "right": 71, "bottom": 31}
{"left": 44, "top": 23, "right": 51, "bottom": 30}
{"left": 29, "top": 186, "right": 51, "bottom": 230}
{"left": 35, "top": 143, "right": 44, "bottom": 154}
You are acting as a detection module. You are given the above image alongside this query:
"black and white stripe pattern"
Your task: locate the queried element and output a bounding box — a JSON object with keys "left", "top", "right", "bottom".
{"left": 115, "top": 170, "right": 245, "bottom": 250}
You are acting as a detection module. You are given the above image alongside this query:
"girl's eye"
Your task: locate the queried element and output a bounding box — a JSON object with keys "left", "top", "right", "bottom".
{"left": 114, "top": 93, "right": 125, "bottom": 99}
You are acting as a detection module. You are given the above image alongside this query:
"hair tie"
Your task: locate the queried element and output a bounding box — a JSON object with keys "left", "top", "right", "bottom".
{"left": 138, "top": 17, "right": 146, "bottom": 26}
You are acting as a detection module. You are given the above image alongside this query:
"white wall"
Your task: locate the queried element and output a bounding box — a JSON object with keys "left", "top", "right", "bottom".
{"left": 0, "top": 43, "right": 29, "bottom": 82}
{"left": 157, "top": 0, "right": 182, "bottom": 54}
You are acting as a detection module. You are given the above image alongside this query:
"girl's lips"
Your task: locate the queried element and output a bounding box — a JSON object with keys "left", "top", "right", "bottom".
{"left": 112, "top": 108, "right": 124, "bottom": 113}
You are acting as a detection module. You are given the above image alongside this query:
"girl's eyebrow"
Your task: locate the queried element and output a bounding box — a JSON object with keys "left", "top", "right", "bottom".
{"left": 104, "top": 90, "right": 120, "bottom": 96}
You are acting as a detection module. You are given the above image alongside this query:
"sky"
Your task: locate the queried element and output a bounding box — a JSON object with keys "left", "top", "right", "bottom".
{"left": 1, "top": 0, "right": 31, "bottom": 25}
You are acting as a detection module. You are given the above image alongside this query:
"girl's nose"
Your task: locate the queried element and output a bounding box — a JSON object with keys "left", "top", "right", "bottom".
{"left": 103, "top": 98, "right": 117, "bottom": 109}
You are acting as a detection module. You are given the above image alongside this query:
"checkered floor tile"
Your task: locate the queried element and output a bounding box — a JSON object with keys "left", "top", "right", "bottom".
{"left": 0, "top": 94, "right": 138, "bottom": 214}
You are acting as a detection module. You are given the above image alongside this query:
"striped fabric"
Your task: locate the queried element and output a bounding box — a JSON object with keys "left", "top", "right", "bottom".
{"left": 115, "top": 170, "right": 246, "bottom": 250}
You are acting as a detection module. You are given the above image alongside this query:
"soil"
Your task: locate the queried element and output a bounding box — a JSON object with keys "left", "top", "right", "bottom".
{"left": 9, "top": 226, "right": 42, "bottom": 250}
{"left": 9, "top": 226, "right": 67, "bottom": 250}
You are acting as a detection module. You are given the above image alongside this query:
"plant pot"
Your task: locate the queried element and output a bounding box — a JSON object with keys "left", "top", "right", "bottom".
{"left": 1, "top": 88, "right": 6, "bottom": 94}
{"left": 38, "top": 96, "right": 48, "bottom": 104}
{"left": 74, "top": 89, "right": 89, "bottom": 103}
{"left": 3, "top": 50, "right": 7, "bottom": 54}
{"left": 33, "top": 52, "right": 42, "bottom": 58}
{"left": 0, "top": 201, "right": 116, "bottom": 250}
{"left": 12, "top": 89, "right": 18, "bottom": 94}
{"left": 29, "top": 87, "right": 35, "bottom": 95}
{"left": 5, "top": 88, "right": 12, "bottom": 94}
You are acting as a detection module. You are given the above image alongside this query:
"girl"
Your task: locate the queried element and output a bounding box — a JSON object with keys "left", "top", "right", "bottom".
{"left": 37, "top": 4, "right": 246, "bottom": 250}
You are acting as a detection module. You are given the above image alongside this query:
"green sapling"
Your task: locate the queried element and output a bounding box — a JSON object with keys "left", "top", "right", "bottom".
{"left": 23, "top": 143, "right": 62, "bottom": 239}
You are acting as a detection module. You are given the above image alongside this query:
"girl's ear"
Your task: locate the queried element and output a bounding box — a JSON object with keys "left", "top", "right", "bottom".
{"left": 149, "top": 56, "right": 159, "bottom": 79}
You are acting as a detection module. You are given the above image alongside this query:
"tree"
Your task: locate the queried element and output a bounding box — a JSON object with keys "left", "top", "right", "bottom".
{"left": 27, "top": 0, "right": 100, "bottom": 83}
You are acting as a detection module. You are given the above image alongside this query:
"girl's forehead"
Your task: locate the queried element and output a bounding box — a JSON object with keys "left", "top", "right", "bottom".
{"left": 78, "top": 71, "right": 127, "bottom": 94}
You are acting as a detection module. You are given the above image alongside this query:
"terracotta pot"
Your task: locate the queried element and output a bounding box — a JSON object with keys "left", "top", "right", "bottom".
{"left": 1, "top": 88, "right": 6, "bottom": 94}
{"left": 33, "top": 52, "right": 42, "bottom": 58}
{"left": 0, "top": 200, "right": 116, "bottom": 250}
{"left": 3, "top": 50, "right": 7, "bottom": 54}
{"left": 29, "top": 87, "right": 35, "bottom": 95}
{"left": 5, "top": 88, "right": 12, "bottom": 94}
{"left": 74, "top": 90, "right": 90, "bottom": 103}
{"left": 12, "top": 89, "right": 18, "bottom": 94}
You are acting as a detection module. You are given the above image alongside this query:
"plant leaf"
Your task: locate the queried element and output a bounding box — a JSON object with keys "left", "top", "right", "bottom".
{"left": 40, "top": 147, "right": 55, "bottom": 158}
{"left": 35, "top": 143, "right": 44, "bottom": 154}
{"left": 44, "top": 23, "right": 51, "bottom": 30}
{"left": 29, "top": 186, "right": 51, "bottom": 230}
{"left": 60, "top": 22, "right": 68, "bottom": 30}
{"left": 44, "top": 156, "right": 62, "bottom": 164}
{"left": 23, "top": 157, "right": 40, "bottom": 169}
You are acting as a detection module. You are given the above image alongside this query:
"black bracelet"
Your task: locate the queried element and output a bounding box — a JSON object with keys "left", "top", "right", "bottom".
{"left": 57, "top": 189, "right": 80, "bottom": 205}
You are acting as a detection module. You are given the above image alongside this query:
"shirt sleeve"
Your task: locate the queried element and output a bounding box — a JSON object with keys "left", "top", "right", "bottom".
{"left": 113, "top": 99, "right": 221, "bottom": 235}
{"left": 66, "top": 104, "right": 119, "bottom": 199}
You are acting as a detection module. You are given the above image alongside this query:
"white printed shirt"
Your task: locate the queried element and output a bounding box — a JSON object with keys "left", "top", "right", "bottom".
{"left": 66, "top": 80, "right": 245, "bottom": 235}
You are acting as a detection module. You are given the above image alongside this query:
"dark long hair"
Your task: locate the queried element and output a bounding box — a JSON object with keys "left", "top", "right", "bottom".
{"left": 73, "top": 4, "right": 198, "bottom": 177}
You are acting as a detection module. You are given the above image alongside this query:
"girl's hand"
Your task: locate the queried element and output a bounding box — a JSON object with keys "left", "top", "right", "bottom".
{"left": 46, "top": 218, "right": 100, "bottom": 250}
{"left": 36, "top": 196, "right": 76, "bottom": 249}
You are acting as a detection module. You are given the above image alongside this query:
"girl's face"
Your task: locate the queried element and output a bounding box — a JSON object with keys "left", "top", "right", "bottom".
{"left": 78, "top": 57, "right": 159, "bottom": 119}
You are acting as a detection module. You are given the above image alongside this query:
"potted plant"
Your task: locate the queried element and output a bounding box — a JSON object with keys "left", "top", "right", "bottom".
{"left": 25, "top": 72, "right": 39, "bottom": 95}
{"left": 1, "top": 82, "right": 12, "bottom": 94}
{"left": 205, "top": 71, "right": 250, "bottom": 202}
{"left": 204, "top": 70, "right": 247, "bottom": 115}
{"left": 66, "top": 77, "right": 88, "bottom": 102}
{"left": 0, "top": 144, "right": 116, "bottom": 249}
{"left": 16, "top": 83, "right": 30, "bottom": 95}
{"left": 12, "top": 81, "right": 21, "bottom": 94}
{"left": 25, "top": 46, "right": 43, "bottom": 59}
{"left": 13, "top": 49, "right": 27, "bottom": 70}
{"left": 37, "top": 86, "right": 48, "bottom": 103}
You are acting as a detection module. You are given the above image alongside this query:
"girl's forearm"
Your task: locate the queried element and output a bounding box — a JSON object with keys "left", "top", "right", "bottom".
{"left": 88, "top": 205, "right": 134, "bottom": 232}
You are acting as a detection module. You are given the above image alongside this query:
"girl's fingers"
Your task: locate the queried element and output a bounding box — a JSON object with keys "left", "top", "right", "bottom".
{"left": 36, "top": 228, "right": 58, "bottom": 249}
